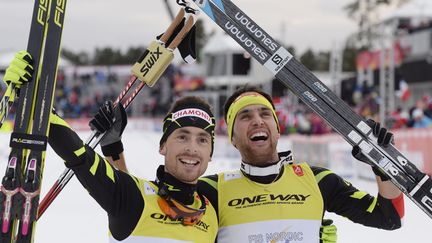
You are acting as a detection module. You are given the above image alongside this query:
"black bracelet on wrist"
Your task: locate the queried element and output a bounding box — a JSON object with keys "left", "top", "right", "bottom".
{"left": 101, "top": 140, "right": 124, "bottom": 160}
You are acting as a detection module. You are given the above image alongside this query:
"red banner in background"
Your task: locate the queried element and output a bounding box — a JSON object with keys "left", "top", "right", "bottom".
{"left": 356, "top": 42, "right": 404, "bottom": 70}
{"left": 394, "top": 128, "right": 432, "bottom": 175}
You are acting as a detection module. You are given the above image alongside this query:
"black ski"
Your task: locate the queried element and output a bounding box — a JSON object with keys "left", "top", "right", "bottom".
{"left": 14, "top": 0, "right": 68, "bottom": 241}
{"left": 0, "top": 0, "right": 52, "bottom": 242}
{"left": 191, "top": 0, "right": 432, "bottom": 219}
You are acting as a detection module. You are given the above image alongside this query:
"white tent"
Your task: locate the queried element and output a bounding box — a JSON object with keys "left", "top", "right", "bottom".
{"left": 382, "top": 0, "right": 432, "bottom": 23}
{"left": 202, "top": 33, "right": 244, "bottom": 54}
{"left": 202, "top": 33, "right": 273, "bottom": 87}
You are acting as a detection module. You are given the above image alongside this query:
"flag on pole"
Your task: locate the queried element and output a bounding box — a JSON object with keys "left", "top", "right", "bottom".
{"left": 397, "top": 79, "right": 411, "bottom": 102}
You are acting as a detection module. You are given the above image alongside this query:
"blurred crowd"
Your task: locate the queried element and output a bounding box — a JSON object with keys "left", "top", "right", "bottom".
{"left": 351, "top": 87, "right": 432, "bottom": 130}
{"left": 50, "top": 65, "right": 176, "bottom": 119}
{"left": 53, "top": 70, "right": 111, "bottom": 118}
{"left": 386, "top": 96, "right": 432, "bottom": 129}
{"left": 249, "top": 82, "right": 432, "bottom": 135}
{"left": 1, "top": 66, "right": 431, "bottom": 135}
{"left": 0, "top": 63, "right": 183, "bottom": 122}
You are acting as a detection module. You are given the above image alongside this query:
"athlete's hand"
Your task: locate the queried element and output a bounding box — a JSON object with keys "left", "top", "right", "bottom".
{"left": 89, "top": 101, "right": 127, "bottom": 159}
{"left": 3, "top": 51, "right": 33, "bottom": 89}
{"left": 89, "top": 101, "right": 127, "bottom": 156}
{"left": 320, "top": 219, "right": 337, "bottom": 243}
{"left": 351, "top": 119, "right": 393, "bottom": 181}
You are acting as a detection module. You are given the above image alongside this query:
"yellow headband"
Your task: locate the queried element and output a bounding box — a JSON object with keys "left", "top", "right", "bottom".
{"left": 226, "top": 92, "right": 279, "bottom": 141}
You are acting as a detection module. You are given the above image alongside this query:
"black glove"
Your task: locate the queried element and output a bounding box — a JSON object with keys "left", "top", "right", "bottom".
{"left": 89, "top": 101, "right": 127, "bottom": 159}
{"left": 351, "top": 119, "right": 393, "bottom": 181}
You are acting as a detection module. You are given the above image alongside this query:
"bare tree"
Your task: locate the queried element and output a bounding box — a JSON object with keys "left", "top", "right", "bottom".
{"left": 344, "top": 0, "right": 411, "bottom": 48}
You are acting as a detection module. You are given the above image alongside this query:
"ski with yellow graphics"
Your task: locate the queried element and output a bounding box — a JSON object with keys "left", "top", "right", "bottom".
{"left": 0, "top": 0, "right": 52, "bottom": 242}
{"left": 14, "top": 0, "right": 67, "bottom": 242}
{"left": 0, "top": 0, "right": 67, "bottom": 242}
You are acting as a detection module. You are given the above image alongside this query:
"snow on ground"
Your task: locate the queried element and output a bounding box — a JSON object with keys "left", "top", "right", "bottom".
{"left": 1, "top": 129, "right": 432, "bottom": 243}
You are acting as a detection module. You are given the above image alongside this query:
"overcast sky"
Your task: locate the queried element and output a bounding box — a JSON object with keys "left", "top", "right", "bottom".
{"left": 0, "top": 0, "right": 357, "bottom": 56}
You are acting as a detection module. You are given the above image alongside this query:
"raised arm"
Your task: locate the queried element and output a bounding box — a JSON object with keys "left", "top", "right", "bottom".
{"left": 49, "top": 103, "right": 143, "bottom": 240}
{"left": 89, "top": 100, "right": 129, "bottom": 172}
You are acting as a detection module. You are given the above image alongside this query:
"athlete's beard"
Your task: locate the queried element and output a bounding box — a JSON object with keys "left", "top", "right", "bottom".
{"left": 238, "top": 140, "right": 278, "bottom": 166}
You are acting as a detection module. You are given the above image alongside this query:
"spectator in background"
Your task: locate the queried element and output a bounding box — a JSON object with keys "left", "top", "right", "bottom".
{"left": 295, "top": 111, "right": 311, "bottom": 134}
{"left": 310, "top": 113, "right": 330, "bottom": 135}
{"left": 412, "top": 108, "right": 432, "bottom": 128}
{"left": 421, "top": 95, "right": 432, "bottom": 119}
{"left": 389, "top": 107, "right": 409, "bottom": 129}
{"left": 358, "top": 92, "right": 379, "bottom": 119}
